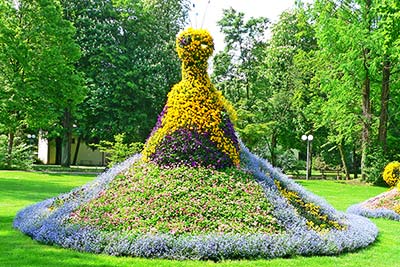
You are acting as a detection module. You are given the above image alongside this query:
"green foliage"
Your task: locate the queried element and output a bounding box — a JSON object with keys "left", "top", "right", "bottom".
{"left": 213, "top": 5, "right": 321, "bottom": 168}
{"left": 0, "top": 0, "right": 84, "bottom": 130}
{"left": 383, "top": 161, "right": 400, "bottom": 187}
{"left": 363, "top": 146, "right": 388, "bottom": 185}
{"left": 93, "top": 133, "right": 143, "bottom": 168}
{"left": 0, "top": 135, "right": 33, "bottom": 170}
{"left": 61, "top": 0, "right": 190, "bottom": 144}
{"left": 70, "top": 162, "right": 282, "bottom": 236}
{"left": 0, "top": 0, "right": 85, "bottom": 166}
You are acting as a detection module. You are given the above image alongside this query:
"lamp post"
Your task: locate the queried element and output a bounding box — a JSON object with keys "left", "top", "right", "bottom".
{"left": 27, "top": 134, "right": 36, "bottom": 161}
{"left": 301, "top": 134, "right": 313, "bottom": 180}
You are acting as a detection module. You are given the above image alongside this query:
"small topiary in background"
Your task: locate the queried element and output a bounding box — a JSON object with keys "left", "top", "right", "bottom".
{"left": 382, "top": 161, "right": 400, "bottom": 187}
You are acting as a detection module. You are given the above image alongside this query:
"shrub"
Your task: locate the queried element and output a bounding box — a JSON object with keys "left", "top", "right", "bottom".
{"left": 364, "top": 146, "right": 387, "bottom": 185}
{"left": 383, "top": 161, "right": 400, "bottom": 187}
{"left": 93, "top": 133, "right": 143, "bottom": 168}
{"left": 0, "top": 134, "right": 34, "bottom": 170}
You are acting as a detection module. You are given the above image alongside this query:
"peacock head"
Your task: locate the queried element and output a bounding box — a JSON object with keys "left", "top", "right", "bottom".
{"left": 176, "top": 28, "right": 214, "bottom": 64}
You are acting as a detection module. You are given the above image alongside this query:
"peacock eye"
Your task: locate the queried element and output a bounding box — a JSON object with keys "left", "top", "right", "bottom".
{"left": 179, "top": 35, "right": 192, "bottom": 48}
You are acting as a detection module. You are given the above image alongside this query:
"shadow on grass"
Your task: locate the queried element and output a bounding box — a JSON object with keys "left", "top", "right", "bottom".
{"left": 0, "top": 175, "right": 94, "bottom": 203}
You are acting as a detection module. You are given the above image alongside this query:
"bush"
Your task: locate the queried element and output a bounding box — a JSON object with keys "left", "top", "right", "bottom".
{"left": 383, "top": 161, "right": 400, "bottom": 187}
{"left": 364, "top": 146, "right": 387, "bottom": 185}
{"left": 93, "top": 133, "right": 143, "bottom": 168}
{"left": 0, "top": 135, "right": 34, "bottom": 170}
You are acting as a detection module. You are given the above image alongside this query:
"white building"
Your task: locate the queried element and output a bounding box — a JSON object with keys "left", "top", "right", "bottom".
{"left": 38, "top": 133, "right": 105, "bottom": 166}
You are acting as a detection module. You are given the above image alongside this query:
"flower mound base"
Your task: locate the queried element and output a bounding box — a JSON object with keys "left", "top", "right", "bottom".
{"left": 14, "top": 146, "right": 378, "bottom": 261}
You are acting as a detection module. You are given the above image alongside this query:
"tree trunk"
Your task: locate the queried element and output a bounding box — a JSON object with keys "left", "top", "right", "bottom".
{"left": 270, "top": 133, "right": 277, "bottom": 166}
{"left": 6, "top": 132, "right": 15, "bottom": 168}
{"left": 72, "top": 136, "right": 81, "bottom": 165}
{"left": 55, "top": 137, "right": 62, "bottom": 165}
{"left": 378, "top": 58, "right": 390, "bottom": 153}
{"left": 338, "top": 142, "right": 350, "bottom": 180}
{"left": 353, "top": 146, "right": 358, "bottom": 179}
{"left": 360, "top": 47, "right": 372, "bottom": 181}
{"left": 61, "top": 108, "right": 72, "bottom": 167}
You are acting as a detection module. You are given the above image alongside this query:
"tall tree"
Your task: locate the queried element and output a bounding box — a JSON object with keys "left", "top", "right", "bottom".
{"left": 314, "top": 0, "right": 378, "bottom": 180}
{"left": 0, "top": 0, "right": 84, "bottom": 168}
{"left": 213, "top": 5, "right": 320, "bottom": 168}
{"left": 213, "top": 8, "right": 269, "bottom": 102}
{"left": 376, "top": 0, "right": 400, "bottom": 153}
{"left": 61, "top": 0, "right": 190, "bottom": 146}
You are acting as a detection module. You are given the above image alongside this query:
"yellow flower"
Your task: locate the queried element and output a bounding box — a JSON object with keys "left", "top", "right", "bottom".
{"left": 142, "top": 28, "right": 240, "bottom": 167}
{"left": 383, "top": 161, "right": 400, "bottom": 187}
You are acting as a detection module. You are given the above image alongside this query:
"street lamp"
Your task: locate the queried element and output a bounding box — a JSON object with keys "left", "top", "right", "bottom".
{"left": 301, "top": 134, "right": 313, "bottom": 180}
{"left": 27, "top": 134, "right": 36, "bottom": 144}
{"left": 27, "top": 134, "right": 36, "bottom": 161}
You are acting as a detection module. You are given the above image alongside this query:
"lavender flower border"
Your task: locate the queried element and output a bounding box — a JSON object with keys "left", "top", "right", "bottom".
{"left": 13, "top": 143, "right": 378, "bottom": 260}
{"left": 347, "top": 204, "right": 400, "bottom": 221}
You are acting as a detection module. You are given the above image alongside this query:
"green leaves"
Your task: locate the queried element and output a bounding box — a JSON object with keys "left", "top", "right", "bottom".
{"left": 93, "top": 133, "right": 143, "bottom": 168}
{"left": 62, "top": 0, "right": 190, "bottom": 144}
{"left": 70, "top": 162, "right": 282, "bottom": 235}
{"left": 0, "top": 0, "right": 84, "bottom": 165}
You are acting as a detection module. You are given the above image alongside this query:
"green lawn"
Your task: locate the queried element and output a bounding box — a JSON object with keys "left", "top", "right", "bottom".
{"left": 1, "top": 171, "right": 398, "bottom": 267}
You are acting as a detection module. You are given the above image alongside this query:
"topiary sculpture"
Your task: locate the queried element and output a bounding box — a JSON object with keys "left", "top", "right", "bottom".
{"left": 142, "top": 28, "right": 239, "bottom": 169}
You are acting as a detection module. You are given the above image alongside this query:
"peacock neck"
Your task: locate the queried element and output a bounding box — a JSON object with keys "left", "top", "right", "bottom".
{"left": 181, "top": 61, "right": 210, "bottom": 84}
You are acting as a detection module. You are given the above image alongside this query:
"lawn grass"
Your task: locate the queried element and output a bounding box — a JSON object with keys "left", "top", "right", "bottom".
{"left": 1, "top": 171, "right": 398, "bottom": 267}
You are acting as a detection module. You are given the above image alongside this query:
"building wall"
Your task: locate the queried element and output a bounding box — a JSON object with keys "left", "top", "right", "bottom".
{"left": 72, "top": 137, "right": 105, "bottom": 166}
{"left": 37, "top": 134, "right": 49, "bottom": 164}
{"left": 43, "top": 136, "right": 105, "bottom": 166}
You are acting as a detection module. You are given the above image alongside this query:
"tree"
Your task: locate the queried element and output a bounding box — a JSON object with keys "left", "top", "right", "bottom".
{"left": 0, "top": 0, "right": 84, "bottom": 168}
{"left": 212, "top": 8, "right": 275, "bottom": 161}
{"left": 376, "top": 0, "right": 400, "bottom": 153}
{"left": 60, "top": 0, "right": 190, "bottom": 148}
{"left": 213, "top": 8, "right": 269, "bottom": 102}
{"left": 313, "top": 0, "right": 380, "bottom": 180}
{"left": 313, "top": 0, "right": 400, "bottom": 181}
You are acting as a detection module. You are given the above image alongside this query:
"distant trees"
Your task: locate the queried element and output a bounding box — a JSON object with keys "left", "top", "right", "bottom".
{"left": 212, "top": 5, "right": 316, "bottom": 170}
{"left": 313, "top": 0, "right": 400, "bottom": 182}
{"left": 213, "top": 1, "right": 400, "bottom": 182}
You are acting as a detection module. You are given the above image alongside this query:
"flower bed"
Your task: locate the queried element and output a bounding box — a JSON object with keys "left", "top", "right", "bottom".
{"left": 348, "top": 161, "right": 400, "bottom": 221}
{"left": 347, "top": 188, "right": 400, "bottom": 221}
{"left": 14, "top": 145, "right": 378, "bottom": 260}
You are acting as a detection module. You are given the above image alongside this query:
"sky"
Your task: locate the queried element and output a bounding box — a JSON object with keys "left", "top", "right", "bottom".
{"left": 188, "top": 0, "right": 302, "bottom": 52}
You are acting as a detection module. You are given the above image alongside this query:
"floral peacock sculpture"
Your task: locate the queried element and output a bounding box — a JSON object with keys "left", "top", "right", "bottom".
{"left": 14, "top": 28, "right": 378, "bottom": 261}
{"left": 142, "top": 28, "right": 239, "bottom": 169}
